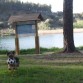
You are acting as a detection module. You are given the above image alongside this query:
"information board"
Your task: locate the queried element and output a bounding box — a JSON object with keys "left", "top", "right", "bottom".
{"left": 16, "top": 24, "right": 36, "bottom": 35}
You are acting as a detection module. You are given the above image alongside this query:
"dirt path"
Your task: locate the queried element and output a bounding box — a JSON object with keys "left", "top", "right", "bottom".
{"left": 19, "top": 51, "right": 83, "bottom": 64}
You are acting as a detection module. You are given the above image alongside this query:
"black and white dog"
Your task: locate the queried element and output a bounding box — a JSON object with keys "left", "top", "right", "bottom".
{"left": 7, "top": 51, "right": 19, "bottom": 70}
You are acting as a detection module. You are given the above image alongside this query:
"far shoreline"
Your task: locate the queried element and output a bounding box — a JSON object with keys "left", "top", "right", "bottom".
{"left": 0, "top": 28, "right": 83, "bottom": 36}
{"left": 38, "top": 28, "right": 83, "bottom": 34}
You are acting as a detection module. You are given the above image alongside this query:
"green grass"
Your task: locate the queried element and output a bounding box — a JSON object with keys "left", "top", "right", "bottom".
{"left": 0, "top": 53, "right": 83, "bottom": 83}
{"left": 0, "top": 46, "right": 83, "bottom": 55}
{"left": 1, "top": 66, "right": 83, "bottom": 83}
{"left": 0, "top": 47, "right": 61, "bottom": 55}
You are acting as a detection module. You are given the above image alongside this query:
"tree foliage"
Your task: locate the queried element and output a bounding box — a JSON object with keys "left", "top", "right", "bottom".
{"left": 0, "top": 0, "right": 83, "bottom": 29}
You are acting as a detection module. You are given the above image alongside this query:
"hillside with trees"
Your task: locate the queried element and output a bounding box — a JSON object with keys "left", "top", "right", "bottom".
{"left": 0, "top": 0, "right": 83, "bottom": 30}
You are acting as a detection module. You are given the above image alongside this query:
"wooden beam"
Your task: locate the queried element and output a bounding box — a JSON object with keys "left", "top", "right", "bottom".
{"left": 35, "top": 21, "right": 40, "bottom": 54}
{"left": 14, "top": 23, "right": 20, "bottom": 55}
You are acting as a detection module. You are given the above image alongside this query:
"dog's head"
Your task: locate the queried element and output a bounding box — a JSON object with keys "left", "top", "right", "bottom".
{"left": 7, "top": 51, "right": 15, "bottom": 58}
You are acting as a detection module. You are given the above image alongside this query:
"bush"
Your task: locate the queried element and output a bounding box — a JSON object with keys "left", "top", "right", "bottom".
{"left": 38, "top": 19, "right": 51, "bottom": 30}
{"left": 73, "top": 20, "right": 83, "bottom": 28}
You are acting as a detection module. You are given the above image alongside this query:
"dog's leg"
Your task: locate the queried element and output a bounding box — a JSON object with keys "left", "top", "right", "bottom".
{"left": 8, "top": 64, "right": 11, "bottom": 70}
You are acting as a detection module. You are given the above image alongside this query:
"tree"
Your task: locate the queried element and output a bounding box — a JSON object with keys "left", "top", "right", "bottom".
{"left": 0, "top": 0, "right": 18, "bottom": 2}
{"left": 63, "top": 0, "right": 76, "bottom": 52}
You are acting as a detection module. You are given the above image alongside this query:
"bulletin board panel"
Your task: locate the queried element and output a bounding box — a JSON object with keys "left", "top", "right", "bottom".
{"left": 16, "top": 24, "right": 36, "bottom": 36}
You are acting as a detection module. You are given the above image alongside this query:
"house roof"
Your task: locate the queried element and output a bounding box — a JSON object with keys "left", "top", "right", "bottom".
{"left": 8, "top": 13, "right": 44, "bottom": 23}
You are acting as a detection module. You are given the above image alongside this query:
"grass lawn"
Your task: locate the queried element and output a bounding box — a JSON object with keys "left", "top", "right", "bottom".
{"left": 0, "top": 52, "right": 83, "bottom": 83}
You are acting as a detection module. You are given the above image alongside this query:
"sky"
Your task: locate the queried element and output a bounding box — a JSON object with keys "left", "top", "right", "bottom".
{"left": 20, "top": 0, "right": 83, "bottom": 13}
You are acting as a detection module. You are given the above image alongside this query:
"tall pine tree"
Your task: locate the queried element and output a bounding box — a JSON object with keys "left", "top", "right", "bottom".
{"left": 63, "top": 0, "right": 76, "bottom": 52}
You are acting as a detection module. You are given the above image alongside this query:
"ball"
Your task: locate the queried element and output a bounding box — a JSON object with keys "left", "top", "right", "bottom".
{"left": 7, "top": 58, "right": 15, "bottom": 64}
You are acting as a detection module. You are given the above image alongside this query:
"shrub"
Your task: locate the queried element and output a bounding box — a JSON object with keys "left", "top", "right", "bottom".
{"left": 73, "top": 20, "right": 83, "bottom": 28}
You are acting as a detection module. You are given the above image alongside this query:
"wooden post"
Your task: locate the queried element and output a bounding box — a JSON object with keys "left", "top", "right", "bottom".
{"left": 14, "top": 23, "right": 20, "bottom": 55}
{"left": 35, "top": 21, "right": 40, "bottom": 54}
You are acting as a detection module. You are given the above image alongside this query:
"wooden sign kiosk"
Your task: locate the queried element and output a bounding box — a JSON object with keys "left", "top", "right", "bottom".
{"left": 8, "top": 13, "right": 44, "bottom": 55}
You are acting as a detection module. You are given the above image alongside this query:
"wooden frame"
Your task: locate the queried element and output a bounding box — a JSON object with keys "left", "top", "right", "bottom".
{"left": 8, "top": 13, "right": 44, "bottom": 55}
{"left": 15, "top": 21, "right": 40, "bottom": 55}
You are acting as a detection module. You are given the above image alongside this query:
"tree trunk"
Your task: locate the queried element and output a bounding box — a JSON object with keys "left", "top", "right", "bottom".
{"left": 63, "top": 0, "right": 76, "bottom": 52}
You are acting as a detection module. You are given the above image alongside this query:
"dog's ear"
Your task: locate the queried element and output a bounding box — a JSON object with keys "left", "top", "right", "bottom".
{"left": 12, "top": 51, "right": 15, "bottom": 55}
{"left": 7, "top": 51, "right": 10, "bottom": 56}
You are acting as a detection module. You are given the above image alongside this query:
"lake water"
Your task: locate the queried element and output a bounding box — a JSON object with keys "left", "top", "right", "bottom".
{"left": 0, "top": 33, "right": 83, "bottom": 50}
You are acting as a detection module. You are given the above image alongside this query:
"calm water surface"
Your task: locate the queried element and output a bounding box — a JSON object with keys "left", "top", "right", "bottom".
{"left": 0, "top": 33, "right": 83, "bottom": 50}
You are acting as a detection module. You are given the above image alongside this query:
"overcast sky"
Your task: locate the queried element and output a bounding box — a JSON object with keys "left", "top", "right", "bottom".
{"left": 20, "top": 0, "right": 83, "bottom": 13}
